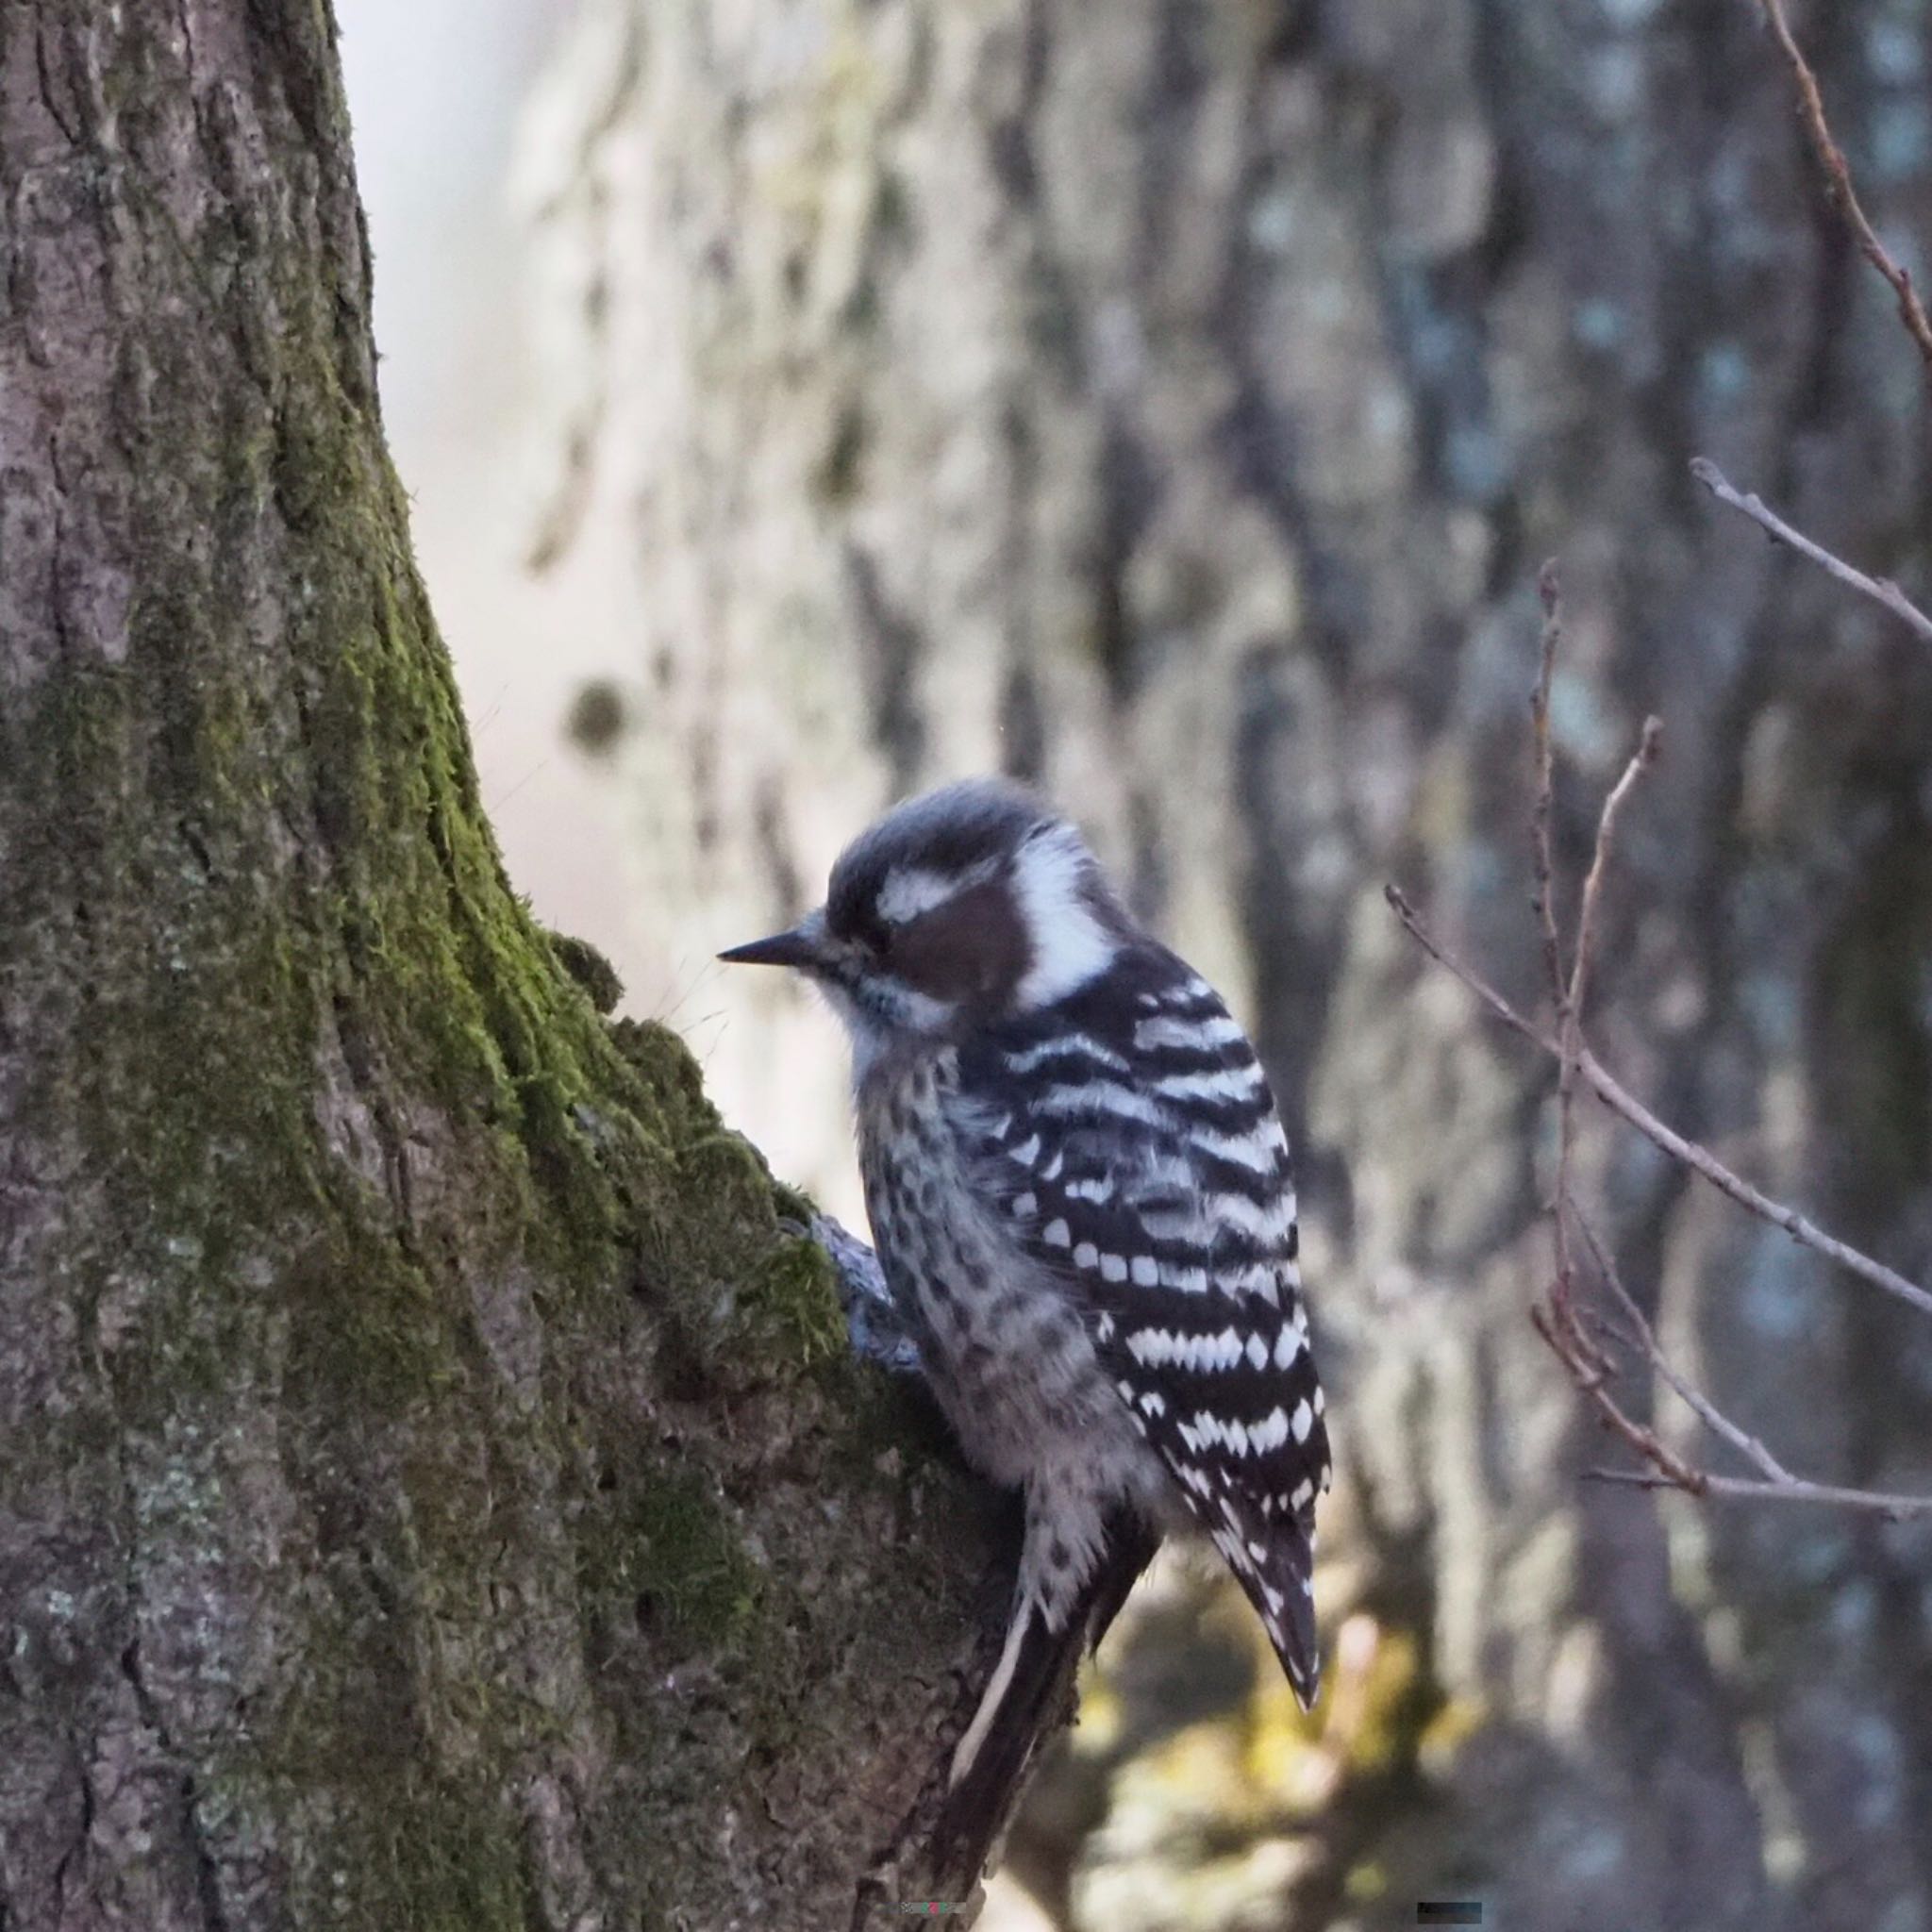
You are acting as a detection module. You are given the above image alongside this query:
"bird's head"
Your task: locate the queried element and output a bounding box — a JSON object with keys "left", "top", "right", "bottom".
{"left": 720, "top": 779, "right": 1126, "bottom": 1067}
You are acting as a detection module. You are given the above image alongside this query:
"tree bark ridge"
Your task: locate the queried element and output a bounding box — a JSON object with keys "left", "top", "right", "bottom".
{"left": 2, "top": 6, "right": 993, "bottom": 1926}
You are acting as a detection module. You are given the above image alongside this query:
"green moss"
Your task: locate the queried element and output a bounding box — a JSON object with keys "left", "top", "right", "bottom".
{"left": 281, "top": 1227, "right": 459, "bottom": 1413}
{"left": 630, "top": 1463, "right": 764, "bottom": 1651}
{"left": 610, "top": 1016, "right": 718, "bottom": 1131}
{"left": 1, "top": 26, "right": 991, "bottom": 1920}
{"left": 738, "top": 1231, "right": 847, "bottom": 1370}
{"left": 544, "top": 929, "right": 625, "bottom": 1014}
{"left": 369, "top": 1775, "right": 535, "bottom": 1932}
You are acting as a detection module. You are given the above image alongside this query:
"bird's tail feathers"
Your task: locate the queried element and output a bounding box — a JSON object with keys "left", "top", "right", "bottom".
{"left": 930, "top": 1513, "right": 1156, "bottom": 1887}
{"left": 1221, "top": 1507, "right": 1322, "bottom": 1710}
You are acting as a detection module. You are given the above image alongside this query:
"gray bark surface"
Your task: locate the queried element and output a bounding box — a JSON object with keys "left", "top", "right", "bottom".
{"left": 0, "top": 6, "right": 998, "bottom": 1927}
{"left": 527, "top": 1, "right": 1932, "bottom": 1925}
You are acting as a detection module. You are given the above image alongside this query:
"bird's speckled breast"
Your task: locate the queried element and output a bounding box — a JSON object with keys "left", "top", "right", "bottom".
{"left": 856, "top": 1046, "right": 1150, "bottom": 1494}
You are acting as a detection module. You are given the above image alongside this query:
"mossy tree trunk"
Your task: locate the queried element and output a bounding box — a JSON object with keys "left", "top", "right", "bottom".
{"left": 526, "top": 1, "right": 1932, "bottom": 1925}
{"left": 0, "top": 7, "right": 991, "bottom": 1927}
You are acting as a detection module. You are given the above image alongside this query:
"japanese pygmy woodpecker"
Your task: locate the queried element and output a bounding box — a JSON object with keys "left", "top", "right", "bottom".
{"left": 722, "top": 779, "right": 1331, "bottom": 1865}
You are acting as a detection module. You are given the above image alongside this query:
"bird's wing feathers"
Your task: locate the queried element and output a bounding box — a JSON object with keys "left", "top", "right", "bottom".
{"left": 948, "top": 944, "right": 1331, "bottom": 1704}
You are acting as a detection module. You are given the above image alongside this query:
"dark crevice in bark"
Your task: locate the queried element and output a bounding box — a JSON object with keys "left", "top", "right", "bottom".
{"left": 844, "top": 542, "right": 927, "bottom": 793}
{"left": 997, "top": 400, "right": 1047, "bottom": 786}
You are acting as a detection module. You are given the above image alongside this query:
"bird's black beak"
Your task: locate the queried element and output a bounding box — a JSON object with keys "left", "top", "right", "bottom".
{"left": 717, "top": 924, "right": 828, "bottom": 973}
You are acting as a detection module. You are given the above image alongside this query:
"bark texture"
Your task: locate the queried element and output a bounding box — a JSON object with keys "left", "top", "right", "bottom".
{"left": 0, "top": 6, "right": 998, "bottom": 1928}
{"left": 527, "top": 0, "right": 1932, "bottom": 1925}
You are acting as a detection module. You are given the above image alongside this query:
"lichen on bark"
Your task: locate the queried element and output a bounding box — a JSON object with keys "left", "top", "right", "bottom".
{"left": 0, "top": 6, "right": 991, "bottom": 1928}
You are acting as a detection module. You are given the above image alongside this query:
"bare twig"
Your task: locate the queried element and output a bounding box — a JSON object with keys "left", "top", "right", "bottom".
{"left": 1585, "top": 1466, "right": 1932, "bottom": 1514}
{"left": 1555, "top": 1197, "right": 1931, "bottom": 1518}
{"left": 1529, "top": 562, "right": 1568, "bottom": 1008}
{"left": 1568, "top": 1201, "right": 1792, "bottom": 1487}
{"left": 1753, "top": 0, "right": 1932, "bottom": 377}
{"left": 1392, "top": 525, "right": 1932, "bottom": 1520}
{"left": 1550, "top": 718, "right": 1663, "bottom": 1345}
{"left": 1528, "top": 564, "right": 1592, "bottom": 1344}
{"left": 1383, "top": 886, "right": 1932, "bottom": 1324}
{"left": 1529, "top": 1291, "right": 1708, "bottom": 1496}
{"left": 1691, "top": 458, "right": 1932, "bottom": 646}
{"left": 1575, "top": 1047, "right": 1932, "bottom": 1324}
{"left": 1565, "top": 719, "right": 1662, "bottom": 1034}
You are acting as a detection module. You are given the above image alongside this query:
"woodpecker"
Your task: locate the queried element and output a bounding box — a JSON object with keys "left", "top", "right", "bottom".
{"left": 721, "top": 779, "right": 1330, "bottom": 1874}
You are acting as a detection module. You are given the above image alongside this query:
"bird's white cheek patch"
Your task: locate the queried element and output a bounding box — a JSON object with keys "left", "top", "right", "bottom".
{"left": 1011, "top": 826, "right": 1119, "bottom": 1008}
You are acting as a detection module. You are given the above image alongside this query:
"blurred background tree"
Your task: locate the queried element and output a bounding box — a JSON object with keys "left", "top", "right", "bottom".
{"left": 347, "top": 0, "right": 1932, "bottom": 1926}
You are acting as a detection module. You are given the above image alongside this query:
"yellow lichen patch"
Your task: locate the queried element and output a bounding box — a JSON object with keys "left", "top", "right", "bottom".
{"left": 1344, "top": 1857, "right": 1391, "bottom": 1903}
{"left": 1245, "top": 1672, "right": 1326, "bottom": 1809}
{"left": 1116, "top": 1718, "right": 1276, "bottom": 1838}
{"left": 1418, "top": 1690, "right": 1489, "bottom": 1775}
{"left": 1076, "top": 1831, "right": 1321, "bottom": 1932}
{"left": 1248, "top": 1614, "right": 1431, "bottom": 1810}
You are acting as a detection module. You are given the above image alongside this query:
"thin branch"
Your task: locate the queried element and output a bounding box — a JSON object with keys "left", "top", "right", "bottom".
{"left": 1753, "top": 0, "right": 1932, "bottom": 377}
{"left": 1691, "top": 458, "right": 1932, "bottom": 646}
{"left": 1549, "top": 718, "right": 1662, "bottom": 1347}
{"left": 1568, "top": 1200, "right": 1792, "bottom": 1487}
{"left": 1530, "top": 561, "right": 1568, "bottom": 1008}
{"left": 1585, "top": 1466, "right": 1932, "bottom": 1515}
{"left": 1574, "top": 1040, "right": 1932, "bottom": 1324}
{"left": 1527, "top": 562, "right": 1621, "bottom": 1369}
{"left": 1557, "top": 1200, "right": 1931, "bottom": 1518}
{"left": 1565, "top": 718, "right": 1662, "bottom": 1035}
{"left": 1529, "top": 1294, "right": 1708, "bottom": 1495}
{"left": 1383, "top": 885, "right": 1932, "bottom": 1324}
{"left": 1395, "top": 534, "right": 1932, "bottom": 1523}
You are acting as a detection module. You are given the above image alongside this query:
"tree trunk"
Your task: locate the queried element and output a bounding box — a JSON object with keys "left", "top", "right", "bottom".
{"left": 0, "top": 7, "right": 995, "bottom": 1927}
{"left": 526, "top": 0, "right": 1932, "bottom": 1925}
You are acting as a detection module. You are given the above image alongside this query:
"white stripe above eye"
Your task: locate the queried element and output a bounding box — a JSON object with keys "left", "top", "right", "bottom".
{"left": 875, "top": 863, "right": 985, "bottom": 925}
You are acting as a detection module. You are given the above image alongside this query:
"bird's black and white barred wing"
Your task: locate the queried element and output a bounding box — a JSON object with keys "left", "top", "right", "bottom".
{"left": 950, "top": 944, "right": 1332, "bottom": 1705}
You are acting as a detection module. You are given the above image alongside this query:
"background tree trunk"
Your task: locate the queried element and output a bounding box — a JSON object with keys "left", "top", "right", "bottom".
{"left": 0, "top": 6, "right": 997, "bottom": 1927}
{"left": 527, "top": 0, "right": 1932, "bottom": 1925}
